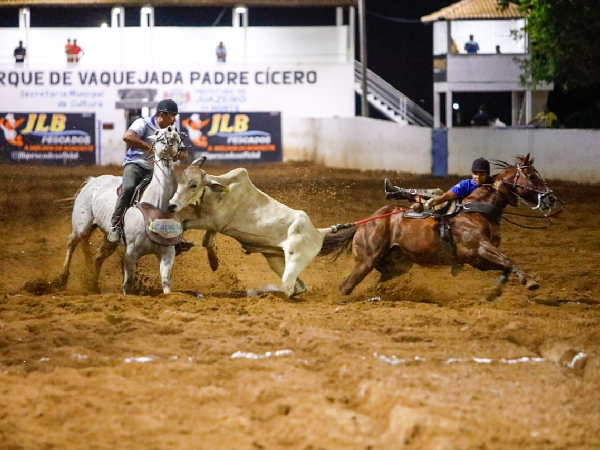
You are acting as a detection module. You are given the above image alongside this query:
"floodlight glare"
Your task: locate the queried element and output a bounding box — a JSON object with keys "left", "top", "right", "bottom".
{"left": 141, "top": 6, "right": 153, "bottom": 14}
{"left": 101, "top": 22, "right": 108, "bottom": 28}
{"left": 114, "top": 7, "right": 121, "bottom": 13}
{"left": 452, "top": 102, "right": 460, "bottom": 110}
{"left": 235, "top": 6, "right": 247, "bottom": 14}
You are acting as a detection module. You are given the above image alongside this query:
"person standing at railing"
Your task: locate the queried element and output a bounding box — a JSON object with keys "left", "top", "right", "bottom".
{"left": 65, "top": 38, "right": 74, "bottom": 63}
{"left": 464, "top": 35, "right": 479, "bottom": 54}
{"left": 72, "top": 39, "right": 84, "bottom": 62}
{"left": 14, "top": 41, "right": 26, "bottom": 64}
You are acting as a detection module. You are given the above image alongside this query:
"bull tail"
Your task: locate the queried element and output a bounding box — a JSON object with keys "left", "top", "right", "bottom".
{"left": 318, "top": 228, "right": 357, "bottom": 260}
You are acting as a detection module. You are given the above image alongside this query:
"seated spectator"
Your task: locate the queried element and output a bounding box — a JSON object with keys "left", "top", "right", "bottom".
{"left": 464, "top": 35, "right": 479, "bottom": 54}
{"left": 471, "top": 105, "right": 492, "bottom": 126}
{"left": 528, "top": 104, "right": 558, "bottom": 128}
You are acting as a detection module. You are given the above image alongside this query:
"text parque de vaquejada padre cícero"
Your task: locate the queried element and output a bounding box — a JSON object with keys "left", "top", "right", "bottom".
{"left": 0, "top": 70, "right": 318, "bottom": 88}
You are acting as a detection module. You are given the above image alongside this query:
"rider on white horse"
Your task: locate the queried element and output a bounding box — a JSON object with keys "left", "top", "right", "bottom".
{"left": 108, "top": 99, "right": 187, "bottom": 243}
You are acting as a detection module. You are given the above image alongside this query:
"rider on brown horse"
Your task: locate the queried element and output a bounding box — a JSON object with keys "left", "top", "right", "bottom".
{"left": 385, "top": 157, "right": 492, "bottom": 212}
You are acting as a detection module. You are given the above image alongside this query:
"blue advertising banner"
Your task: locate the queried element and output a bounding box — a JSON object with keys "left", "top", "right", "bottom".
{"left": 180, "top": 112, "right": 282, "bottom": 164}
{"left": 0, "top": 112, "right": 96, "bottom": 165}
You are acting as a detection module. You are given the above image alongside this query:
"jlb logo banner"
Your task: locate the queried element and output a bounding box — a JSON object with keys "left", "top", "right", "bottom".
{"left": 0, "top": 112, "right": 96, "bottom": 164}
{"left": 180, "top": 112, "right": 282, "bottom": 164}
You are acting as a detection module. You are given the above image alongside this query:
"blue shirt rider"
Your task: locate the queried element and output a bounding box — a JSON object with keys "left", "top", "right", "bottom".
{"left": 426, "top": 158, "right": 491, "bottom": 210}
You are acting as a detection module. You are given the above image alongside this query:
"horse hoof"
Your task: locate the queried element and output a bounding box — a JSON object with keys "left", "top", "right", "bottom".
{"left": 526, "top": 280, "right": 540, "bottom": 290}
{"left": 484, "top": 287, "right": 502, "bottom": 302}
{"left": 450, "top": 265, "right": 463, "bottom": 276}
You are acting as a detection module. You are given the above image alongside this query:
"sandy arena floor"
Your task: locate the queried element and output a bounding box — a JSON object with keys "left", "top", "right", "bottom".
{"left": 0, "top": 161, "right": 599, "bottom": 449}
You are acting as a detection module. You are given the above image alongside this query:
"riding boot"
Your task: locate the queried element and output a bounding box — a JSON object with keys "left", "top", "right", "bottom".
{"left": 384, "top": 179, "right": 443, "bottom": 201}
{"left": 107, "top": 216, "right": 124, "bottom": 243}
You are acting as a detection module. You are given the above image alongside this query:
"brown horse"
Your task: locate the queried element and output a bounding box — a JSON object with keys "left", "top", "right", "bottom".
{"left": 320, "top": 155, "right": 558, "bottom": 301}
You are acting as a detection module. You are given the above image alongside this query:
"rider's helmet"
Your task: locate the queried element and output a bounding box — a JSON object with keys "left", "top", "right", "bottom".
{"left": 471, "top": 157, "right": 490, "bottom": 174}
{"left": 156, "top": 99, "right": 179, "bottom": 115}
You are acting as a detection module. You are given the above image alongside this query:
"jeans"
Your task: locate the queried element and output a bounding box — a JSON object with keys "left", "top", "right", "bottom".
{"left": 111, "top": 163, "right": 152, "bottom": 226}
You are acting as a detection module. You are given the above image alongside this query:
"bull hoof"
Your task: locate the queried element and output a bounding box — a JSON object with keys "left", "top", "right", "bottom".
{"left": 526, "top": 280, "right": 540, "bottom": 290}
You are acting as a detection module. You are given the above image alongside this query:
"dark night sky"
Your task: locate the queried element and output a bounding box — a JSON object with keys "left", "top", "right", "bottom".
{"left": 0, "top": 1, "right": 513, "bottom": 121}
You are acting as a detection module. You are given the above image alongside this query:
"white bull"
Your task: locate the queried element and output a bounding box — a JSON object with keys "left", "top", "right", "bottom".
{"left": 168, "top": 159, "right": 333, "bottom": 297}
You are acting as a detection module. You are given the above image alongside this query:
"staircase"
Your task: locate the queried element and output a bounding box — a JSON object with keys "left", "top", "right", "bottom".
{"left": 355, "top": 60, "right": 434, "bottom": 127}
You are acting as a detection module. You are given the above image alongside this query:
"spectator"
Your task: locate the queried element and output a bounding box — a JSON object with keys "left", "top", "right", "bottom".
{"left": 216, "top": 41, "right": 227, "bottom": 62}
{"left": 464, "top": 35, "right": 480, "bottom": 54}
{"left": 450, "top": 38, "right": 459, "bottom": 54}
{"left": 71, "top": 39, "right": 84, "bottom": 62}
{"left": 528, "top": 104, "right": 558, "bottom": 128}
{"left": 14, "top": 41, "right": 26, "bottom": 64}
{"left": 471, "top": 104, "right": 492, "bottom": 126}
{"left": 65, "top": 38, "right": 74, "bottom": 63}
{"left": 496, "top": 45, "right": 502, "bottom": 54}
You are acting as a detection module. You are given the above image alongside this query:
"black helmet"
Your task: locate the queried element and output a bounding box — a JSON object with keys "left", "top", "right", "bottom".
{"left": 471, "top": 157, "right": 490, "bottom": 173}
{"left": 156, "top": 99, "right": 178, "bottom": 115}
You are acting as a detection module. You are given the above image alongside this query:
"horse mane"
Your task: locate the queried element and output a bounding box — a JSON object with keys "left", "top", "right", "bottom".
{"left": 491, "top": 154, "right": 532, "bottom": 173}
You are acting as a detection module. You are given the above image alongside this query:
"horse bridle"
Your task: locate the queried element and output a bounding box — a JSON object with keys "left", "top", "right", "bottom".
{"left": 503, "top": 163, "right": 557, "bottom": 213}
{"left": 144, "top": 129, "right": 185, "bottom": 165}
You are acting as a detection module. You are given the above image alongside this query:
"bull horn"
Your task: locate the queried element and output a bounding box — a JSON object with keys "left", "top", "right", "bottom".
{"left": 191, "top": 156, "right": 207, "bottom": 167}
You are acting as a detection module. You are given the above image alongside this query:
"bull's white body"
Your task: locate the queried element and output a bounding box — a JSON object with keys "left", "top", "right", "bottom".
{"left": 170, "top": 166, "right": 331, "bottom": 296}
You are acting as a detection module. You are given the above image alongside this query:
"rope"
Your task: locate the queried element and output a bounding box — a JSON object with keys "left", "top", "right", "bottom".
{"left": 327, "top": 208, "right": 408, "bottom": 233}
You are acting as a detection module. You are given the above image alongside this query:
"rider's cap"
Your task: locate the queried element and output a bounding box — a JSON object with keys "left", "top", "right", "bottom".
{"left": 471, "top": 157, "right": 490, "bottom": 173}
{"left": 156, "top": 99, "right": 179, "bottom": 115}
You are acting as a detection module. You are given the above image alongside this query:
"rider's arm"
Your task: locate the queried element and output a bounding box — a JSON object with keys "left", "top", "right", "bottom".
{"left": 123, "top": 130, "right": 151, "bottom": 152}
{"left": 427, "top": 190, "right": 458, "bottom": 208}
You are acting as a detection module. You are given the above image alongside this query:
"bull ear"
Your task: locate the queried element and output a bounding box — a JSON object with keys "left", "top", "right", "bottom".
{"left": 207, "top": 180, "right": 228, "bottom": 193}
{"left": 191, "top": 156, "right": 207, "bottom": 167}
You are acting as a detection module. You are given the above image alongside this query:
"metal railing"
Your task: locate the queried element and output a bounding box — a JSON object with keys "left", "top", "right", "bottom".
{"left": 355, "top": 60, "right": 434, "bottom": 127}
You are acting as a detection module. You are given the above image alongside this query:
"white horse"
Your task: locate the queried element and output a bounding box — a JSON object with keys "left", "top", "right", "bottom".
{"left": 55, "top": 126, "right": 191, "bottom": 294}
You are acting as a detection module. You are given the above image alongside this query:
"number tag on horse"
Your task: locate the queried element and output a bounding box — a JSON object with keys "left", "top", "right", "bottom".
{"left": 148, "top": 218, "right": 182, "bottom": 239}
{"left": 136, "top": 202, "right": 183, "bottom": 246}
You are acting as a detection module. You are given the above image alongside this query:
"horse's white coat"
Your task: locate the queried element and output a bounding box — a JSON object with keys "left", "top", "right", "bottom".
{"left": 169, "top": 166, "right": 332, "bottom": 297}
{"left": 57, "top": 127, "right": 185, "bottom": 294}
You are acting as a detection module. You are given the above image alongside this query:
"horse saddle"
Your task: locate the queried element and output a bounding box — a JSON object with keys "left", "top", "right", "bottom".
{"left": 117, "top": 175, "right": 152, "bottom": 207}
{"left": 136, "top": 202, "right": 183, "bottom": 246}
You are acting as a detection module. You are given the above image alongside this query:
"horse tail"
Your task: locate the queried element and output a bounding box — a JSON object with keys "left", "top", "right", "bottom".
{"left": 319, "top": 227, "right": 357, "bottom": 260}
{"left": 54, "top": 176, "right": 95, "bottom": 210}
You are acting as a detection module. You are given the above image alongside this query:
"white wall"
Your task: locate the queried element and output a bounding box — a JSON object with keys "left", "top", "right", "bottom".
{"left": 449, "top": 20, "right": 526, "bottom": 55}
{"left": 282, "top": 117, "right": 600, "bottom": 184}
{"left": 0, "top": 26, "right": 348, "bottom": 66}
{"left": 283, "top": 117, "right": 432, "bottom": 174}
{"left": 447, "top": 128, "right": 600, "bottom": 183}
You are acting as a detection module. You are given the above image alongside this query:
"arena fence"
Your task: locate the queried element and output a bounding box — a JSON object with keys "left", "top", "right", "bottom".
{"left": 283, "top": 117, "right": 600, "bottom": 184}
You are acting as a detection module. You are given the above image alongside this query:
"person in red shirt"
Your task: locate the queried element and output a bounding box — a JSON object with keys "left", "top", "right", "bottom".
{"left": 65, "top": 38, "right": 74, "bottom": 63}
{"left": 71, "top": 39, "right": 84, "bottom": 62}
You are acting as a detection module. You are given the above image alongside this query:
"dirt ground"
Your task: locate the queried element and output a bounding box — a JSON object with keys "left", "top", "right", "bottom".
{"left": 0, "top": 161, "right": 599, "bottom": 449}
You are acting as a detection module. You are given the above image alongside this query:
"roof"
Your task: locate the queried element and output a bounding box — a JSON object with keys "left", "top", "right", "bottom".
{"left": 0, "top": 0, "right": 356, "bottom": 6}
{"left": 421, "top": 0, "right": 523, "bottom": 23}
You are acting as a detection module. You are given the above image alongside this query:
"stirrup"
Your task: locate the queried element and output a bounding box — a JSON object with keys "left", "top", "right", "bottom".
{"left": 107, "top": 225, "right": 122, "bottom": 243}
